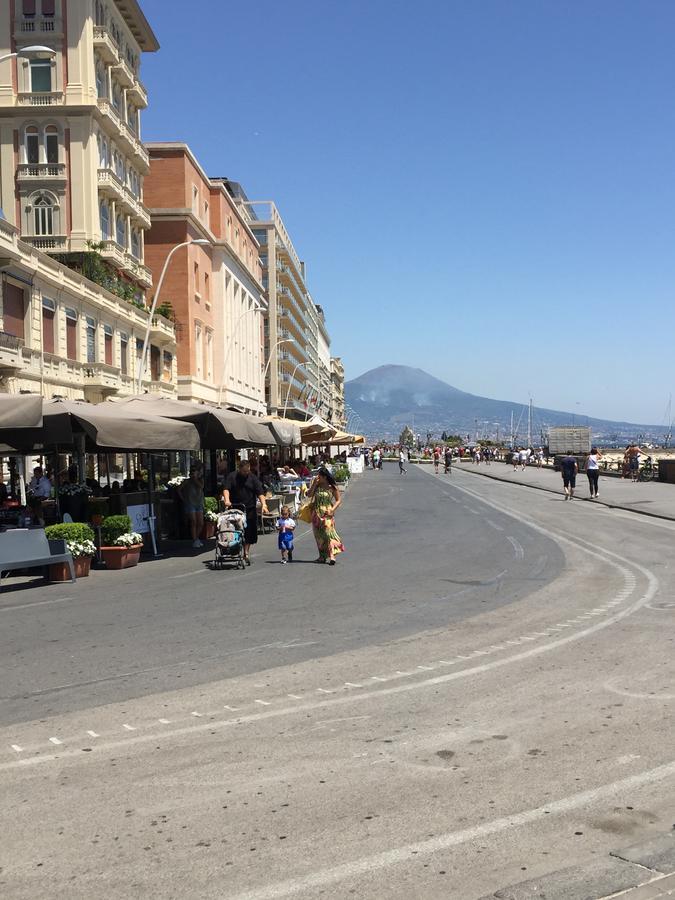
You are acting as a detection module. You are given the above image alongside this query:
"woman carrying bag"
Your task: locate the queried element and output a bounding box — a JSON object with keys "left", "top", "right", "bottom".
{"left": 303, "top": 468, "right": 345, "bottom": 565}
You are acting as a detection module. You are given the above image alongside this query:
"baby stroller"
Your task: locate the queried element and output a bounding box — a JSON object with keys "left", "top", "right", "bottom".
{"left": 214, "top": 506, "right": 247, "bottom": 570}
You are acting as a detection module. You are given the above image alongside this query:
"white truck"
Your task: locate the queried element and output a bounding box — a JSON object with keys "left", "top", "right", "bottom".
{"left": 547, "top": 426, "right": 592, "bottom": 469}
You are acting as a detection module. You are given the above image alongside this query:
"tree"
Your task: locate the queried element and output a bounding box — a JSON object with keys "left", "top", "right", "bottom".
{"left": 399, "top": 425, "right": 415, "bottom": 448}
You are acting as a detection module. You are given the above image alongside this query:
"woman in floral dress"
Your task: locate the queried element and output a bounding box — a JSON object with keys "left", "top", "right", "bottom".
{"left": 306, "top": 468, "right": 344, "bottom": 565}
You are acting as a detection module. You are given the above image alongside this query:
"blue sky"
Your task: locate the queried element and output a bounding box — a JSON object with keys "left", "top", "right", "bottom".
{"left": 141, "top": 0, "right": 675, "bottom": 425}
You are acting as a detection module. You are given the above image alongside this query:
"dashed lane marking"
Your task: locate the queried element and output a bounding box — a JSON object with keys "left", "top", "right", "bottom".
{"left": 48, "top": 737, "right": 62, "bottom": 745}
{"left": 10, "top": 745, "right": 22, "bottom": 753}
{"left": 121, "top": 724, "right": 135, "bottom": 731}
{"left": 158, "top": 719, "right": 170, "bottom": 724}
{"left": 86, "top": 730, "right": 99, "bottom": 738}
{"left": 254, "top": 699, "right": 271, "bottom": 706}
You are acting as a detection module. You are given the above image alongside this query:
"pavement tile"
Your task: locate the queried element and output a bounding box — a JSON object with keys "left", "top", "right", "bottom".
{"left": 610, "top": 835, "right": 675, "bottom": 874}
{"left": 479, "top": 858, "right": 649, "bottom": 900}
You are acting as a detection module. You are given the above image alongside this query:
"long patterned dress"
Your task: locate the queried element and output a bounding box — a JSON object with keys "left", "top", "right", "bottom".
{"left": 311, "top": 487, "right": 345, "bottom": 561}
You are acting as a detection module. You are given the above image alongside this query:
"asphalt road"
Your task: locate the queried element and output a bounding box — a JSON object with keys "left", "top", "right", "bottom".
{"left": 1, "top": 464, "right": 674, "bottom": 900}
{"left": 0, "top": 465, "right": 563, "bottom": 726}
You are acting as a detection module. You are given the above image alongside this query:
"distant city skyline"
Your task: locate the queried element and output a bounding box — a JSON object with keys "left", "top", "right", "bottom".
{"left": 142, "top": 0, "right": 675, "bottom": 425}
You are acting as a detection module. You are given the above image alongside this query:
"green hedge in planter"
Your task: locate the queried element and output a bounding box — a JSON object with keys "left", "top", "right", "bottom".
{"left": 45, "top": 522, "right": 95, "bottom": 544}
{"left": 204, "top": 496, "right": 218, "bottom": 515}
{"left": 101, "top": 515, "right": 132, "bottom": 546}
{"left": 333, "top": 465, "right": 350, "bottom": 483}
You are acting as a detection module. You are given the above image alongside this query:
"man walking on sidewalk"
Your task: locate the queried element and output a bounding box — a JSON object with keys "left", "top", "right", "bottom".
{"left": 561, "top": 453, "right": 578, "bottom": 500}
{"left": 444, "top": 446, "right": 453, "bottom": 475}
{"left": 398, "top": 446, "right": 408, "bottom": 475}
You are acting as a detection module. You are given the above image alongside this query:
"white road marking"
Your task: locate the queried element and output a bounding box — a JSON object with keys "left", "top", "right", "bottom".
{"left": 286, "top": 695, "right": 302, "bottom": 700}
{"left": 122, "top": 724, "right": 135, "bottom": 731}
{"left": 369, "top": 677, "right": 386, "bottom": 682}
{"left": 158, "top": 718, "right": 170, "bottom": 724}
{"left": 486, "top": 519, "right": 504, "bottom": 531}
{"left": 86, "top": 730, "right": 99, "bottom": 738}
{"left": 0, "top": 596, "right": 75, "bottom": 613}
{"left": 229, "top": 759, "right": 675, "bottom": 900}
{"left": 48, "top": 737, "right": 62, "bottom": 745}
{"left": 506, "top": 535, "right": 525, "bottom": 559}
{"left": 344, "top": 682, "right": 363, "bottom": 688}
{"left": 10, "top": 745, "right": 22, "bottom": 753}
{"left": 316, "top": 689, "right": 334, "bottom": 694}
{"left": 254, "top": 699, "right": 271, "bottom": 706}
{"left": 416, "top": 666, "right": 433, "bottom": 671}
{"left": 224, "top": 705, "right": 241, "bottom": 711}
{"left": 191, "top": 711, "right": 202, "bottom": 717}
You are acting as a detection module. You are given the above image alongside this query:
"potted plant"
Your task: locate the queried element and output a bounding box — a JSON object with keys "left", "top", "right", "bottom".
{"left": 45, "top": 523, "right": 96, "bottom": 580}
{"left": 99, "top": 515, "right": 144, "bottom": 569}
{"left": 202, "top": 497, "right": 219, "bottom": 539}
{"left": 59, "top": 482, "right": 93, "bottom": 522}
{"left": 332, "top": 464, "right": 350, "bottom": 491}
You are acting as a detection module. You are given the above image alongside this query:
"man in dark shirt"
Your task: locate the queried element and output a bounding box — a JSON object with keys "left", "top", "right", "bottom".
{"left": 560, "top": 454, "right": 578, "bottom": 500}
{"left": 222, "top": 460, "right": 269, "bottom": 564}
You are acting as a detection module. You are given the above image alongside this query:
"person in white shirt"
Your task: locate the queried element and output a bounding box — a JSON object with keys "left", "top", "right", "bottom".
{"left": 28, "top": 466, "right": 52, "bottom": 499}
{"left": 277, "top": 506, "right": 296, "bottom": 564}
{"left": 585, "top": 447, "right": 602, "bottom": 498}
{"left": 398, "top": 447, "right": 407, "bottom": 475}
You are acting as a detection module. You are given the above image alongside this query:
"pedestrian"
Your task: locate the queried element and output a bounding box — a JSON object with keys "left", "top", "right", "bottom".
{"left": 627, "top": 443, "right": 646, "bottom": 482}
{"left": 398, "top": 446, "right": 408, "bottom": 475}
{"left": 444, "top": 446, "right": 453, "bottom": 475}
{"left": 372, "top": 447, "right": 381, "bottom": 470}
{"left": 512, "top": 449, "right": 520, "bottom": 471}
{"left": 306, "top": 467, "right": 344, "bottom": 565}
{"left": 537, "top": 448, "right": 544, "bottom": 468}
{"left": 433, "top": 446, "right": 441, "bottom": 474}
{"left": 519, "top": 448, "right": 528, "bottom": 471}
{"left": 222, "top": 459, "right": 270, "bottom": 565}
{"left": 560, "top": 452, "right": 578, "bottom": 500}
{"left": 585, "top": 447, "right": 602, "bottom": 499}
{"left": 474, "top": 446, "right": 481, "bottom": 465}
{"left": 277, "top": 504, "right": 296, "bottom": 564}
{"left": 179, "top": 467, "right": 205, "bottom": 549}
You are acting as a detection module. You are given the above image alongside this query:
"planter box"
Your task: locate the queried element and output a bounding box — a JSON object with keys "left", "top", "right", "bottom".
{"left": 49, "top": 556, "right": 91, "bottom": 581}
{"left": 201, "top": 522, "right": 216, "bottom": 540}
{"left": 100, "top": 545, "right": 142, "bottom": 570}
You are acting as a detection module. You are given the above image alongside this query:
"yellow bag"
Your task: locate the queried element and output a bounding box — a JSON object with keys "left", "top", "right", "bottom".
{"left": 297, "top": 501, "right": 313, "bottom": 524}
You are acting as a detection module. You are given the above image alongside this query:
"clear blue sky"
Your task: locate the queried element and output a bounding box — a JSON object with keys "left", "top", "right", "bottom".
{"left": 141, "top": 0, "right": 675, "bottom": 425}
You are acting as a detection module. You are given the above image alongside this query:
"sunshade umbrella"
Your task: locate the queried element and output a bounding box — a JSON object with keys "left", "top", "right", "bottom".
{"left": 259, "top": 416, "right": 302, "bottom": 447}
{"left": 0, "top": 393, "right": 43, "bottom": 429}
{"left": 113, "top": 395, "right": 277, "bottom": 448}
{"left": 300, "top": 415, "right": 338, "bottom": 443}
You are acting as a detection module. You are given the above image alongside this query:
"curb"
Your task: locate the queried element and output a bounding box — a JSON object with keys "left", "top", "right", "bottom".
{"left": 445, "top": 463, "right": 675, "bottom": 525}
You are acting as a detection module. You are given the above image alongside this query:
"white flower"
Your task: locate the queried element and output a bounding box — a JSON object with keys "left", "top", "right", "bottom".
{"left": 204, "top": 510, "right": 219, "bottom": 523}
{"left": 113, "top": 532, "right": 143, "bottom": 547}
{"left": 167, "top": 475, "right": 187, "bottom": 487}
{"left": 67, "top": 539, "right": 96, "bottom": 558}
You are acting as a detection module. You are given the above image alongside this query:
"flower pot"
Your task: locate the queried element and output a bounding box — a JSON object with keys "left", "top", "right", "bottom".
{"left": 49, "top": 556, "right": 91, "bottom": 581}
{"left": 201, "top": 522, "right": 216, "bottom": 540}
{"left": 100, "top": 545, "right": 142, "bottom": 570}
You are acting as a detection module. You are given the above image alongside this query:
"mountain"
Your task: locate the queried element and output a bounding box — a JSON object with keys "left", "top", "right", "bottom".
{"left": 345, "top": 365, "right": 663, "bottom": 441}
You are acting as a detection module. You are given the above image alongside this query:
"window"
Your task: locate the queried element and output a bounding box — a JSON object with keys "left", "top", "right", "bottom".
{"left": 42, "top": 0, "right": 55, "bottom": 16}
{"left": 150, "top": 345, "right": 160, "bottom": 381}
{"left": 204, "top": 272, "right": 210, "bottom": 302}
{"left": 95, "top": 0, "right": 105, "bottom": 26}
{"left": 96, "top": 62, "right": 106, "bottom": 99}
{"left": 112, "top": 84, "right": 122, "bottom": 113}
{"left": 3, "top": 283, "right": 25, "bottom": 339}
{"left": 162, "top": 351, "right": 172, "bottom": 382}
{"left": 104, "top": 324, "right": 113, "bottom": 365}
{"left": 206, "top": 330, "right": 213, "bottom": 381}
{"left": 195, "top": 323, "right": 202, "bottom": 376}
{"left": 204, "top": 200, "right": 209, "bottom": 220}
{"left": 192, "top": 185, "right": 198, "bottom": 214}
{"left": 42, "top": 297, "right": 55, "bottom": 355}
{"left": 30, "top": 59, "right": 52, "bottom": 93}
{"left": 135, "top": 337, "right": 144, "bottom": 375}
{"left": 23, "top": 0, "right": 36, "bottom": 17}
{"left": 130, "top": 230, "right": 140, "bottom": 259}
{"left": 99, "top": 201, "right": 109, "bottom": 239}
{"left": 86, "top": 317, "right": 96, "bottom": 363}
{"left": 33, "top": 193, "right": 54, "bottom": 236}
{"left": 98, "top": 133, "right": 109, "bottom": 168}
{"left": 45, "top": 126, "right": 58, "bottom": 164}
{"left": 115, "top": 215, "right": 125, "bottom": 247}
{"left": 193, "top": 262, "right": 199, "bottom": 296}
{"left": 120, "top": 333, "right": 128, "bottom": 375}
{"left": 25, "top": 126, "right": 39, "bottom": 164}
{"left": 65, "top": 308, "right": 77, "bottom": 361}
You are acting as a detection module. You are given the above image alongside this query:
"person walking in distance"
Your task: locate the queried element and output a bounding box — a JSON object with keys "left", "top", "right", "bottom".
{"left": 372, "top": 447, "right": 381, "bottom": 471}
{"left": 433, "top": 446, "right": 441, "bottom": 474}
{"left": 627, "top": 443, "right": 647, "bottom": 482}
{"left": 512, "top": 448, "right": 520, "bottom": 471}
{"left": 561, "top": 452, "right": 578, "bottom": 500}
{"left": 398, "top": 446, "right": 408, "bottom": 475}
{"left": 222, "top": 459, "right": 269, "bottom": 565}
{"left": 444, "top": 446, "right": 453, "bottom": 475}
{"left": 585, "top": 446, "right": 602, "bottom": 499}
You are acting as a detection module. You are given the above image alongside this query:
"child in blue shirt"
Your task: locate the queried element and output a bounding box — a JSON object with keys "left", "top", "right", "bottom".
{"left": 277, "top": 505, "right": 296, "bottom": 564}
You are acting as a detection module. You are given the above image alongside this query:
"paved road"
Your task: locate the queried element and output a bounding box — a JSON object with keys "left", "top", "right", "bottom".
{"left": 1, "top": 464, "right": 673, "bottom": 899}
{"left": 0, "top": 467, "right": 562, "bottom": 726}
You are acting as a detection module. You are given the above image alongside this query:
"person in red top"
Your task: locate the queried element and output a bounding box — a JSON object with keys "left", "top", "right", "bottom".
{"left": 433, "top": 446, "right": 441, "bottom": 474}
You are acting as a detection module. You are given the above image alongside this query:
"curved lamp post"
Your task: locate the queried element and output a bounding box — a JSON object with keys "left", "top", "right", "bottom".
{"left": 282, "top": 361, "right": 307, "bottom": 419}
{"left": 262, "top": 338, "right": 298, "bottom": 413}
{"left": 216, "top": 300, "right": 266, "bottom": 406}
{"left": 0, "top": 46, "right": 56, "bottom": 64}
{"left": 136, "top": 239, "right": 209, "bottom": 394}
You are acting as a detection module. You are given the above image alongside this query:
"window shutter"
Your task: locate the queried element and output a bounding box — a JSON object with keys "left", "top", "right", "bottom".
{"left": 3, "top": 283, "right": 25, "bottom": 338}
{"left": 23, "top": 0, "right": 37, "bottom": 16}
{"left": 42, "top": 307, "right": 55, "bottom": 355}
{"left": 42, "top": 0, "right": 56, "bottom": 15}
{"left": 66, "top": 312, "right": 77, "bottom": 361}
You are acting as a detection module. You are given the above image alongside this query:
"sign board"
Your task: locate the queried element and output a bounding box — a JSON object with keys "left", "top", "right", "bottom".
{"left": 127, "top": 503, "right": 150, "bottom": 534}
{"left": 347, "top": 457, "right": 364, "bottom": 475}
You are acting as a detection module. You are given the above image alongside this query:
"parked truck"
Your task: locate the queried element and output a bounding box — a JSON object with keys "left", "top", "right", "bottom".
{"left": 546, "top": 426, "right": 592, "bottom": 470}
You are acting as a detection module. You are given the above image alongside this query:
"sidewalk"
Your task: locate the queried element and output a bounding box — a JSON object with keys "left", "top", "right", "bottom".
{"left": 447, "top": 460, "right": 675, "bottom": 523}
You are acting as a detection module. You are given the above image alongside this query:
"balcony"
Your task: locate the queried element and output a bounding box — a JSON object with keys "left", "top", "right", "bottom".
{"left": 96, "top": 99, "right": 150, "bottom": 172}
{"left": 23, "top": 235, "right": 69, "bottom": 252}
{"left": 127, "top": 78, "right": 148, "bottom": 109}
{"left": 149, "top": 313, "right": 174, "bottom": 342}
{"left": 93, "top": 25, "right": 119, "bottom": 64}
{"left": 17, "top": 91, "right": 63, "bottom": 107}
{"left": 99, "top": 238, "right": 126, "bottom": 267}
{"left": 97, "top": 167, "right": 125, "bottom": 202}
{"left": 16, "top": 162, "right": 67, "bottom": 184}
{"left": 17, "top": 16, "right": 63, "bottom": 36}
{"left": 277, "top": 309, "right": 306, "bottom": 343}
{"left": 124, "top": 253, "right": 152, "bottom": 289}
{"left": 113, "top": 58, "right": 135, "bottom": 89}
{"left": 0, "top": 332, "right": 25, "bottom": 372}
{"left": 83, "top": 362, "right": 121, "bottom": 397}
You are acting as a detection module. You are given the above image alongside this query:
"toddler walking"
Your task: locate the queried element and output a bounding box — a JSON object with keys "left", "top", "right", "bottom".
{"left": 277, "top": 504, "right": 296, "bottom": 564}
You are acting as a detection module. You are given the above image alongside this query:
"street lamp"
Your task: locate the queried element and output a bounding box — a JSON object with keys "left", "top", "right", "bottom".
{"left": 216, "top": 299, "right": 266, "bottom": 406}
{"left": 136, "top": 239, "right": 209, "bottom": 394}
{"left": 282, "top": 360, "right": 307, "bottom": 418}
{"left": 262, "top": 338, "right": 296, "bottom": 412}
{"left": 0, "top": 46, "right": 57, "bottom": 64}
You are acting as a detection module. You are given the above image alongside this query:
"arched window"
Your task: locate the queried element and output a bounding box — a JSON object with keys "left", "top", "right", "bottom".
{"left": 25, "top": 126, "right": 39, "bottom": 164}
{"left": 33, "top": 194, "right": 54, "bottom": 236}
{"left": 95, "top": 0, "right": 106, "bottom": 27}
{"left": 99, "top": 201, "right": 110, "bottom": 239}
{"left": 45, "top": 125, "right": 58, "bottom": 165}
{"left": 96, "top": 62, "right": 106, "bottom": 99}
{"left": 115, "top": 215, "right": 125, "bottom": 247}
